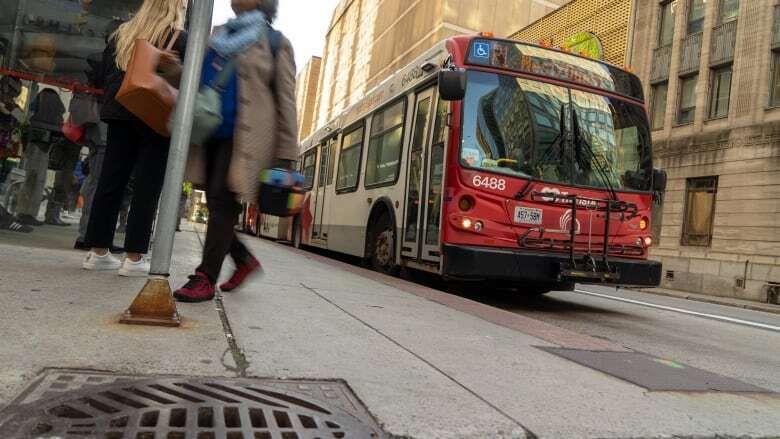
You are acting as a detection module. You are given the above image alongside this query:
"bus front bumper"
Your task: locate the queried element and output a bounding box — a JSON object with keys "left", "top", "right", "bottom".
{"left": 442, "top": 244, "right": 662, "bottom": 287}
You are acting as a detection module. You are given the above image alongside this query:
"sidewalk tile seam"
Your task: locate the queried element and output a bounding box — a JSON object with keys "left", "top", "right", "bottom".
{"left": 298, "top": 282, "right": 533, "bottom": 438}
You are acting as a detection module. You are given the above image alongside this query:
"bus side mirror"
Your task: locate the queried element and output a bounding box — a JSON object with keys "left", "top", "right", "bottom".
{"left": 652, "top": 169, "right": 667, "bottom": 192}
{"left": 439, "top": 69, "right": 466, "bottom": 101}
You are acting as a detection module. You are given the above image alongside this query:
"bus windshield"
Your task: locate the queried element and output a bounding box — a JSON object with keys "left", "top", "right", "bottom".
{"left": 460, "top": 71, "right": 652, "bottom": 192}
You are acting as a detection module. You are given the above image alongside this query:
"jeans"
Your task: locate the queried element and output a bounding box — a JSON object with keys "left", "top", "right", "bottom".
{"left": 77, "top": 146, "right": 105, "bottom": 242}
{"left": 197, "top": 137, "right": 252, "bottom": 283}
{"left": 16, "top": 141, "right": 49, "bottom": 218}
{"left": 84, "top": 120, "right": 169, "bottom": 254}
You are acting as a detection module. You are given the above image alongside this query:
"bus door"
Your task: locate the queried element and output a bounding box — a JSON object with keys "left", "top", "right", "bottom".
{"left": 402, "top": 87, "right": 438, "bottom": 262}
{"left": 420, "top": 96, "right": 447, "bottom": 263}
{"left": 313, "top": 137, "right": 336, "bottom": 241}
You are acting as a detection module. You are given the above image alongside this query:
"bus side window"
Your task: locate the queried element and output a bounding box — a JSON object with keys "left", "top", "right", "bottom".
{"left": 302, "top": 150, "right": 317, "bottom": 190}
{"left": 365, "top": 98, "right": 407, "bottom": 188}
{"left": 336, "top": 124, "right": 365, "bottom": 192}
{"left": 327, "top": 137, "right": 337, "bottom": 186}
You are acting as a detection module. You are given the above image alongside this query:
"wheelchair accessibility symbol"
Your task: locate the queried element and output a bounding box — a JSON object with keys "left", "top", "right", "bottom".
{"left": 472, "top": 42, "right": 491, "bottom": 59}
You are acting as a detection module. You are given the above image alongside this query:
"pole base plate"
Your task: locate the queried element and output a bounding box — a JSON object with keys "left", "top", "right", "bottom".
{"left": 119, "top": 278, "right": 181, "bottom": 327}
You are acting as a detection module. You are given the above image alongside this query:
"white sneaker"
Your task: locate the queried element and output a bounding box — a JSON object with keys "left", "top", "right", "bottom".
{"left": 83, "top": 251, "right": 122, "bottom": 271}
{"left": 118, "top": 257, "right": 150, "bottom": 277}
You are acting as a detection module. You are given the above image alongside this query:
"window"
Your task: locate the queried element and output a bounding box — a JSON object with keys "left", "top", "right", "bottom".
{"left": 708, "top": 66, "right": 732, "bottom": 119}
{"left": 302, "top": 150, "right": 317, "bottom": 190}
{"left": 718, "top": 0, "right": 739, "bottom": 24}
{"left": 687, "top": 0, "right": 706, "bottom": 34}
{"left": 327, "top": 139, "right": 337, "bottom": 186}
{"left": 682, "top": 176, "right": 718, "bottom": 246}
{"left": 365, "top": 99, "right": 406, "bottom": 187}
{"left": 336, "top": 125, "right": 364, "bottom": 191}
{"left": 658, "top": 1, "right": 677, "bottom": 47}
{"left": 651, "top": 82, "right": 669, "bottom": 129}
{"left": 318, "top": 143, "right": 329, "bottom": 188}
{"left": 771, "top": 51, "right": 780, "bottom": 107}
{"left": 677, "top": 75, "right": 698, "bottom": 124}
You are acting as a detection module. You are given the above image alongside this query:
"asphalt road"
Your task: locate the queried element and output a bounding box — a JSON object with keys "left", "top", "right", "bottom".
{"left": 451, "top": 283, "right": 780, "bottom": 394}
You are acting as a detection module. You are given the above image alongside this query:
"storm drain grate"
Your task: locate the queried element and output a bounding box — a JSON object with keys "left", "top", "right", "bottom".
{"left": 0, "top": 370, "right": 384, "bottom": 439}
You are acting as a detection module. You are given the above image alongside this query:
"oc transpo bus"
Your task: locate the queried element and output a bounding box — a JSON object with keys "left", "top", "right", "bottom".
{"left": 250, "top": 34, "right": 667, "bottom": 295}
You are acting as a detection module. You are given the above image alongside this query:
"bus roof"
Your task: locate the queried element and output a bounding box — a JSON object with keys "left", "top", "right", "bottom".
{"left": 300, "top": 34, "right": 644, "bottom": 154}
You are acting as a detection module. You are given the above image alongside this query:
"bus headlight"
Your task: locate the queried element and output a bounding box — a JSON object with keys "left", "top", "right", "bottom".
{"left": 639, "top": 217, "right": 649, "bottom": 230}
{"left": 474, "top": 221, "right": 484, "bottom": 232}
{"left": 458, "top": 196, "right": 474, "bottom": 211}
{"left": 462, "top": 218, "right": 473, "bottom": 229}
{"left": 644, "top": 236, "right": 653, "bottom": 247}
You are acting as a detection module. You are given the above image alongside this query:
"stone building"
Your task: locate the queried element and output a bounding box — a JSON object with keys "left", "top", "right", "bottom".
{"left": 310, "top": 0, "right": 567, "bottom": 130}
{"left": 295, "top": 56, "right": 322, "bottom": 141}
{"left": 630, "top": 0, "right": 780, "bottom": 303}
{"left": 510, "top": 0, "right": 636, "bottom": 66}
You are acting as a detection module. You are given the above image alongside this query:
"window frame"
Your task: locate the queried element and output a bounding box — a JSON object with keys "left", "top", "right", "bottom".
{"left": 681, "top": 176, "right": 719, "bottom": 247}
{"left": 651, "top": 81, "right": 669, "bottom": 130}
{"left": 677, "top": 74, "right": 698, "bottom": 125}
{"left": 708, "top": 65, "right": 732, "bottom": 120}
{"left": 335, "top": 121, "right": 366, "bottom": 194}
{"left": 363, "top": 97, "right": 409, "bottom": 190}
{"left": 301, "top": 149, "right": 318, "bottom": 191}
{"left": 770, "top": 50, "right": 780, "bottom": 108}
{"left": 717, "top": 0, "right": 739, "bottom": 25}
{"left": 686, "top": 0, "right": 706, "bottom": 36}
{"left": 318, "top": 141, "right": 330, "bottom": 188}
{"left": 657, "top": 1, "right": 677, "bottom": 47}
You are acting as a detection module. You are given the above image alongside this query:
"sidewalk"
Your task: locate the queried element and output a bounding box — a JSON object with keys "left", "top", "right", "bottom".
{"left": 1, "top": 227, "right": 779, "bottom": 438}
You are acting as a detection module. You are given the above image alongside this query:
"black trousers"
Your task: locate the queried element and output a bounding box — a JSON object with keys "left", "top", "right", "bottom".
{"left": 84, "top": 120, "right": 169, "bottom": 253}
{"left": 197, "top": 137, "right": 252, "bottom": 283}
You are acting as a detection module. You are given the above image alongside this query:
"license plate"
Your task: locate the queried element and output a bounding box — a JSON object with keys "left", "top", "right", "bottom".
{"left": 514, "top": 207, "right": 543, "bottom": 225}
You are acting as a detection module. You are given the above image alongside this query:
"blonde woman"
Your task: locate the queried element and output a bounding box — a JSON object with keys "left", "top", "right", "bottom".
{"left": 82, "top": 0, "right": 187, "bottom": 276}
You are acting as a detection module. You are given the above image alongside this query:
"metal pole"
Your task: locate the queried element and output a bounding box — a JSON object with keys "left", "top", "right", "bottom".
{"left": 150, "top": 0, "right": 213, "bottom": 276}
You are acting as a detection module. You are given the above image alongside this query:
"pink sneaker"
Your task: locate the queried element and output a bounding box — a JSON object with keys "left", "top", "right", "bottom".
{"left": 220, "top": 257, "right": 262, "bottom": 292}
{"left": 174, "top": 272, "right": 215, "bottom": 303}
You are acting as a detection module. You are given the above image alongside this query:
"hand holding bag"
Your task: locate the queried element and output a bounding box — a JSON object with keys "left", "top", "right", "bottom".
{"left": 116, "top": 30, "right": 181, "bottom": 137}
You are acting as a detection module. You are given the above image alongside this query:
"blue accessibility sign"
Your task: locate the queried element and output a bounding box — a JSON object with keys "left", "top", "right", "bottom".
{"left": 472, "top": 41, "right": 491, "bottom": 60}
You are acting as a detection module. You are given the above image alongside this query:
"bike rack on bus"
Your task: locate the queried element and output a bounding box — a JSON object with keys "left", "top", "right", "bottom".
{"left": 518, "top": 191, "right": 641, "bottom": 283}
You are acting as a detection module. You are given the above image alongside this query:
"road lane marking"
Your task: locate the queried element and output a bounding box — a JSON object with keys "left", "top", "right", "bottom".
{"left": 573, "top": 289, "right": 780, "bottom": 333}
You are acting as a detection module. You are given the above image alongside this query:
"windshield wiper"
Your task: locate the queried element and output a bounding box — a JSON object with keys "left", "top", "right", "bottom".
{"left": 572, "top": 110, "right": 618, "bottom": 202}
{"left": 516, "top": 103, "right": 568, "bottom": 200}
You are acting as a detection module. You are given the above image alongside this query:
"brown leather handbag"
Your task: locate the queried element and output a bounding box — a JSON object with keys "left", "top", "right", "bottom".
{"left": 116, "top": 30, "right": 181, "bottom": 137}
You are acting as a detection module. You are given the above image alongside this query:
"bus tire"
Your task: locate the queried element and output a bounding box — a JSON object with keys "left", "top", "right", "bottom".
{"left": 368, "top": 214, "right": 398, "bottom": 276}
{"left": 292, "top": 216, "right": 303, "bottom": 249}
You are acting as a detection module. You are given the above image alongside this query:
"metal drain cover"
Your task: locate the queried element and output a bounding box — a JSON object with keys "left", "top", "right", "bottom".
{"left": 0, "top": 370, "right": 384, "bottom": 439}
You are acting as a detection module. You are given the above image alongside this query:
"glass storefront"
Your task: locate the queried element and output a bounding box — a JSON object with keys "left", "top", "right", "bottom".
{"left": 0, "top": 0, "right": 141, "bottom": 248}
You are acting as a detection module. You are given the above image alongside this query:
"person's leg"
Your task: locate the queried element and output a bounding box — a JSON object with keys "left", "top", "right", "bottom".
{"left": 16, "top": 142, "right": 49, "bottom": 222}
{"left": 196, "top": 138, "right": 242, "bottom": 283}
{"left": 122, "top": 124, "right": 170, "bottom": 258}
{"left": 77, "top": 146, "right": 105, "bottom": 243}
{"left": 45, "top": 168, "right": 68, "bottom": 225}
{"left": 84, "top": 122, "right": 138, "bottom": 252}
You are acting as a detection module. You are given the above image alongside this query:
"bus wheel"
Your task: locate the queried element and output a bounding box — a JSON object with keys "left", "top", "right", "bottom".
{"left": 369, "top": 215, "right": 397, "bottom": 275}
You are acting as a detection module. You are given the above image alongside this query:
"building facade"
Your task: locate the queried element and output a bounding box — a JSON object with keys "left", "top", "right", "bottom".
{"left": 309, "top": 0, "right": 567, "bottom": 131}
{"left": 631, "top": 0, "right": 780, "bottom": 303}
{"left": 510, "top": 0, "right": 636, "bottom": 66}
{"left": 295, "top": 56, "right": 322, "bottom": 141}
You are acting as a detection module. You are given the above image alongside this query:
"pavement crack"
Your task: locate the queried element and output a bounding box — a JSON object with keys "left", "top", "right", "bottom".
{"left": 300, "top": 282, "right": 536, "bottom": 438}
{"left": 194, "top": 227, "right": 250, "bottom": 377}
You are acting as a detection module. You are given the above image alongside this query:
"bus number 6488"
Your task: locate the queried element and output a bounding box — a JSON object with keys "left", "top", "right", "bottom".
{"left": 472, "top": 175, "right": 507, "bottom": 191}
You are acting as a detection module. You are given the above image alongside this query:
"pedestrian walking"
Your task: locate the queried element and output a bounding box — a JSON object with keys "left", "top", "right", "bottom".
{"left": 82, "top": 0, "right": 188, "bottom": 276}
{"left": 174, "top": 0, "right": 298, "bottom": 302}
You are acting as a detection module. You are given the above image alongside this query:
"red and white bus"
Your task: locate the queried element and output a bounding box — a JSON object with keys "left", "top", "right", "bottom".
{"left": 264, "top": 34, "right": 666, "bottom": 294}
